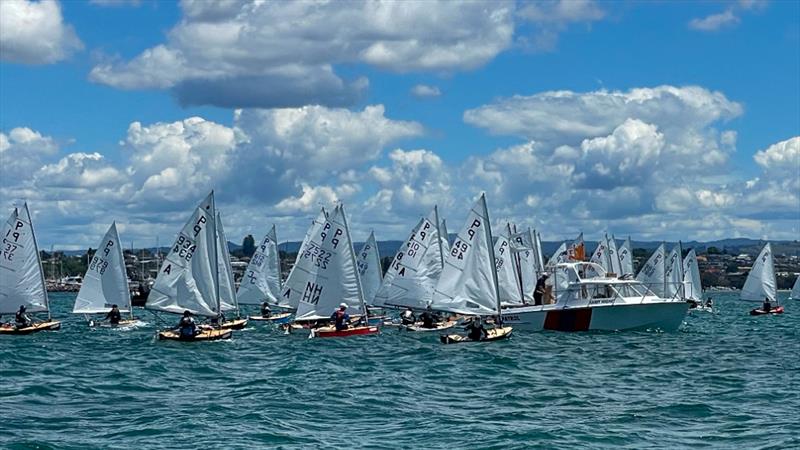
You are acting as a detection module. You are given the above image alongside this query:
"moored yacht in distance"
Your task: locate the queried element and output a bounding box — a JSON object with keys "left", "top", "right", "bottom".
{"left": 500, "top": 262, "right": 689, "bottom": 332}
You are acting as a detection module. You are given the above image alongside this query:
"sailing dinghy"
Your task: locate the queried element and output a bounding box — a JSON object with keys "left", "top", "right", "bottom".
{"left": 238, "top": 225, "right": 291, "bottom": 323}
{"left": 72, "top": 222, "right": 138, "bottom": 327}
{"left": 790, "top": 275, "right": 800, "bottom": 301}
{"left": 146, "top": 191, "right": 232, "bottom": 341}
{"left": 284, "top": 205, "right": 378, "bottom": 338}
{"left": 433, "top": 194, "right": 513, "bottom": 344}
{"left": 0, "top": 203, "right": 61, "bottom": 334}
{"left": 742, "top": 243, "right": 783, "bottom": 315}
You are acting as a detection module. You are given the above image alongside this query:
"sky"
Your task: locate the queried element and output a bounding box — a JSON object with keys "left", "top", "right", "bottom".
{"left": 1, "top": 0, "right": 798, "bottom": 250}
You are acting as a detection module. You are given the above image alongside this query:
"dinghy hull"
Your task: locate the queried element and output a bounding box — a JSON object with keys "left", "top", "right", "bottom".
{"left": 218, "top": 318, "right": 248, "bottom": 330}
{"left": 248, "top": 313, "right": 292, "bottom": 324}
{"left": 440, "top": 326, "right": 513, "bottom": 344}
{"left": 0, "top": 321, "right": 62, "bottom": 335}
{"left": 749, "top": 306, "right": 784, "bottom": 316}
{"left": 500, "top": 301, "right": 689, "bottom": 332}
{"left": 403, "top": 321, "right": 457, "bottom": 332}
{"left": 312, "top": 325, "right": 379, "bottom": 338}
{"left": 158, "top": 328, "right": 232, "bottom": 341}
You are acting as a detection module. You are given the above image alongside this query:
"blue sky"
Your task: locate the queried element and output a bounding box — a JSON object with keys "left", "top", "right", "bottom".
{"left": 1, "top": 0, "right": 798, "bottom": 249}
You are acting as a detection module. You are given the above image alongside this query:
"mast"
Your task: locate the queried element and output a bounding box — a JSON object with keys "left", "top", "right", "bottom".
{"left": 114, "top": 222, "right": 134, "bottom": 320}
{"left": 26, "top": 203, "right": 51, "bottom": 321}
{"left": 340, "top": 204, "right": 368, "bottom": 321}
{"left": 210, "top": 191, "right": 221, "bottom": 318}
{"left": 272, "top": 224, "right": 281, "bottom": 288}
{"left": 434, "top": 205, "right": 444, "bottom": 270}
{"left": 662, "top": 241, "right": 667, "bottom": 298}
{"left": 481, "top": 194, "right": 503, "bottom": 321}
{"left": 678, "top": 240, "right": 684, "bottom": 299}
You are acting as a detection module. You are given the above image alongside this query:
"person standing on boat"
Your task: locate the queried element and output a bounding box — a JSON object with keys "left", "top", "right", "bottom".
{"left": 400, "top": 307, "right": 416, "bottom": 325}
{"left": 762, "top": 297, "right": 772, "bottom": 313}
{"left": 177, "top": 310, "right": 199, "bottom": 339}
{"left": 418, "top": 303, "right": 441, "bottom": 329}
{"left": 105, "top": 305, "right": 122, "bottom": 325}
{"left": 331, "top": 303, "right": 350, "bottom": 331}
{"left": 260, "top": 301, "right": 272, "bottom": 318}
{"left": 464, "top": 316, "right": 488, "bottom": 341}
{"left": 534, "top": 274, "right": 548, "bottom": 306}
{"left": 15, "top": 305, "right": 32, "bottom": 329}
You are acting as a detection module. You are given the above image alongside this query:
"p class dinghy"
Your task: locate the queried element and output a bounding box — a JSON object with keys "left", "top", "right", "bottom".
{"left": 214, "top": 212, "right": 248, "bottom": 330}
{"left": 741, "top": 243, "right": 783, "bottom": 316}
{"left": 0, "top": 203, "right": 61, "bottom": 335}
{"left": 145, "top": 191, "right": 233, "bottom": 341}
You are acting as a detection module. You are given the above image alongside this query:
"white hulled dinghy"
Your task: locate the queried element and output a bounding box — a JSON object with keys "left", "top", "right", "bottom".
{"left": 285, "top": 205, "right": 378, "bottom": 338}
{"left": 0, "top": 203, "right": 61, "bottom": 334}
{"left": 238, "top": 225, "right": 291, "bottom": 324}
{"left": 72, "top": 222, "right": 138, "bottom": 327}
{"left": 146, "top": 192, "right": 232, "bottom": 341}
{"left": 742, "top": 243, "right": 783, "bottom": 316}
{"left": 214, "top": 212, "right": 248, "bottom": 330}
{"left": 432, "top": 194, "right": 513, "bottom": 344}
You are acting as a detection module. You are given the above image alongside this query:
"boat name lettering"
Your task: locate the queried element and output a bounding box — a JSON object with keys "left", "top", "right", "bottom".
{"left": 501, "top": 314, "right": 520, "bottom": 322}
{"left": 589, "top": 299, "right": 614, "bottom": 305}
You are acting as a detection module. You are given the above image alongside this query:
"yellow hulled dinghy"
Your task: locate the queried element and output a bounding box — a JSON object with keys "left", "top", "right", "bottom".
{"left": 440, "top": 326, "right": 513, "bottom": 344}
{"left": 0, "top": 203, "right": 61, "bottom": 335}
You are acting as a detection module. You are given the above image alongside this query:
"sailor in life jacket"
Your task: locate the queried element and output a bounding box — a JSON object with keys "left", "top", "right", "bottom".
{"left": 400, "top": 307, "right": 416, "bottom": 325}
{"left": 330, "top": 303, "right": 350, "bottom": 331}
{"left": 178, "top": 310, "right": 198, "bottom": 338}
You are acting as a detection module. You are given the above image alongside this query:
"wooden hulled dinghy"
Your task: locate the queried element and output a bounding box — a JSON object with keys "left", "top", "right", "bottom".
{"left": 440, "top": 326, "right": 513, "bottom": 344}
{"left": 218, "top": 318, "right": 248, "bottom": 330}
{"left": 0, "top": 321, "right": 62, "bottom": 335}
{"left": 158, "top": 328, "right": 232, "bottom": 341}
{"left": 92, "top": 319, "right": 139, "bottom": 328}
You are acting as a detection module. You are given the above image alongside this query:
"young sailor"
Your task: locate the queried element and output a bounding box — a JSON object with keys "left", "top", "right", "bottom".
{"left": 331, "top": 303, "right": 350, "bottom": 331}
{"left": 400, "top": 307, "right": 416, "bottom": 325}
{"left": 762, "top": 297, "right": 772, "bottom": 313}
{"left": 534, "top": 274, "right": 548, "bottom": 306}
{"left": 104, "top": 304, "right": 122, "bottom": 325}
{"left": 15, "top": 305, "right": 32, "bottom": 329}
{"left": 260, "top": 301, "right": 272, "bottom": 318}
{"left": 705, "top": 297, "right": 713, "bottom": 308}
{"left": 464, "top": 316, "right": 488, "bottom": 341}
{"left": 177, "top": 310, "right": 199, "bottom": 339}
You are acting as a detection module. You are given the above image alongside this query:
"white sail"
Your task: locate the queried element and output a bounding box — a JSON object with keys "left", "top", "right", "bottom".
{"left": 432, "top": 194, "right": 499, "bottom": 315}
{"left": 587, "top": 239, "right": 609, "bottom": 277}
{"left": 292, "top": 205, "right": 364, "bottom": 321}
{"left": 216, "top": 212, "right": 238, "bottom": 313}
{"left": 790, "top": 274, "right": 800, "bottom": 300}
{"left": 495, "top": 232, "right": 523, "bottom": 305}
{"left": 533, "top": 230, "right": 545, "bottom": 276}
{"left": 741, "top": 242, "right": 777, "bottom": 303}
{"left": 664, "top": 245, "right": 683, "bottom": 298}
{"left": 618, "top": 236, "right": 634, "bottom": 276}
{"left": 608, "top": 235, "right": 622, "bottom": 275}
{"left": 280, "top": 208, "right": 327, "bottom": 309}
{"left": 73, "top": 222, "right": 131, "bottom": 314}
{"left": 237, "top": 225, "right": 282, "bottom": 305}
{"left": 636, "top": 244, "right": 666, "bottom": 298}
{"left": 356, "top": 231, "right": 383, "bottom": 306}
{"left": 546, "top": 242, "right": 568, "bottom": 268}
{"left": 146, "top": 192, "right": 220, "bottom": 318}
{"left": 682, "top": 248, "right": 703, "bottom": 301}
{"left": 373, "top": 208, "right": 444, "bottom": 309}
{"left": 510, "top": 228, "right": 535, "bottom": 302}
{"left": 0, "top": 203, "right": 48, "bottom": 315}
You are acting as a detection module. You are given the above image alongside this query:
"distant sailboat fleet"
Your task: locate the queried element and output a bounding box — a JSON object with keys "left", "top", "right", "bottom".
{"left": 1, "top": 192, "right": 794, "bottom": 339}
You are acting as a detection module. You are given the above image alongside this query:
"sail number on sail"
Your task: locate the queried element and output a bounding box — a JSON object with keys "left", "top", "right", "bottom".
{"left": 390, "top": 219, "right": 435, "bottom": 277}
{"left": 87, "top": 239, "right": 115, "bottom": 275}
{"left": 641, "top": 253, "right": 663, "bottom": 278}
{"left": 2, "top": 219, "right": 24, "bottom": 262}
{"left": 450, "top": 218, "right": 482, "bottom": 265}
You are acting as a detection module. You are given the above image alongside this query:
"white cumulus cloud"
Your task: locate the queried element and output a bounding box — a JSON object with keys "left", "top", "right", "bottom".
{"left": 0, "top": 0, "right": 83, "bottom": 64}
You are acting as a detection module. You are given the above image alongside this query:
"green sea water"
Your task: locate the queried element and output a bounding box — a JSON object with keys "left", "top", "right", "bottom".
{"left": 1, "top": 292, "right": 798, "bottom": 449}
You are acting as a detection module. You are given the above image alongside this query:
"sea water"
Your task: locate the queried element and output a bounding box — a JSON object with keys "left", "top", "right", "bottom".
{"left": 1, "top": 292, "right": 798, "bottom": 449}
